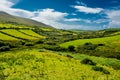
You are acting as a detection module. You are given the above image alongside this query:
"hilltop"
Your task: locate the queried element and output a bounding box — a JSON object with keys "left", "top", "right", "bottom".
{"left": 0, "top": 11, "right": 51, "bottom": 28}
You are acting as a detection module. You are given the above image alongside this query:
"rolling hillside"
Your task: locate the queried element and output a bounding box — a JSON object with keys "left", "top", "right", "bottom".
{"left": 60, "top": 35, "right": 120, "bottom": 48}
{"left": 0, "top": 11, "right": 51, "bottom": 28}
{"left": 60, "top": 34, "right": 120, "bottom": 59}
{"left": 0, "top": 29, "right": 45, "bottom": 41}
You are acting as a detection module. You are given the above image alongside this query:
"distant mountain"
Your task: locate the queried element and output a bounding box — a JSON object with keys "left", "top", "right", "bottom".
{"left": 0, "top": 11, "right": 52, "bottom": 28}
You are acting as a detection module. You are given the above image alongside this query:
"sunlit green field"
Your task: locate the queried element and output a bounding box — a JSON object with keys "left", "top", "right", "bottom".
{"left": 19, "top": 30, "right": 45, "bottom": 38}
{"left": 60, "top": 35, "right": 120, "bottom": 49}
{"left": 0, "top": 32, "right": 18, "bottom": 41}
{"left": 0, "top": 23, "right": 31, "bottom": 28}
{"left": 0, "top": 49, "right": 120, "bottom": 80}
{"left": 0, "top": 29, "right": 39, "bottom": 40}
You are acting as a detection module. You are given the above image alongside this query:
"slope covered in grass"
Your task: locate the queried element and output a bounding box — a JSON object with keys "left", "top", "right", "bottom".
{"left": 19, "top": 30, "right": 45, "bottom": 38}
{"left": 0, "top": 29, "right": 38, "bottom": 40}
{"left": 56, "top": 51, "right": 120, "bottom": 70}
{"left": 60, "top": 35, "right": 120, "bottom": 48}
{"left": 0, "top": 32, "right": 18, "bottom": 41}
{"left": 0, "top": 11, "right": 50, "bottom": 28}
{"left": 0, "top": 49, "right": 120, "bottom": 80}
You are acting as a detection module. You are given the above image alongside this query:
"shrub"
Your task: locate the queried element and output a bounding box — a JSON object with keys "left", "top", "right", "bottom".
{"left": 66, "top": 54, "right": 73, "bottom": 58}
{"left": 25, "top": 43, "right": 34, "bottom": 46}
{"left": 84, "top": 42, "right": 92, "bottom": 46}
{"left": 68, "top": 45, "right": 75, "bottom": 51}
{"left": 81, "top": 58, "right": 96, "bottom": 65}
{"left": 0, "top": 41, "right": 6, "bottom": 47}
{"left": 44, "top": 45, "right": 67, "bottom": 51}
{"left": 92, "top": 66, "right": 110, "bottom": 74}
{"left": 35, "top": 39, "right": 44, "bottom": 44}
{"left": 98, "top": 43, "right": 105, "bottom": 46}
{"left": 0, "top": 46, "right": 10, "bottom": 51}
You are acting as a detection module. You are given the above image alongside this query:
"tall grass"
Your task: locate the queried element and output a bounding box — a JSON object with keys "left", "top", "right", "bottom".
{"left": 0, "top": 49, "right": 120, "bottom": 80}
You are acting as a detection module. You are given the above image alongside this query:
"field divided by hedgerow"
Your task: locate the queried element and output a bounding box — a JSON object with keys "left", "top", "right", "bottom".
{"left": 0, "top": 49, "right": 120, "bottom": 80}
{"left": 19, "top": 30, "right": 45, "bottom": 38}
{"left": 60, "top": 35, "right": 120, "bottom": 48}
{"left": 0, "top": 32, "right": 18, "bottom": 41}
{"left": 0, "top": 29, "right": 39, "bottom": 40}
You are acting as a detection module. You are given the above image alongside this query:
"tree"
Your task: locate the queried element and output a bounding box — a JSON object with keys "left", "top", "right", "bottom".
{"left": 68, "top": 45, "right": 75, "bottom": 52}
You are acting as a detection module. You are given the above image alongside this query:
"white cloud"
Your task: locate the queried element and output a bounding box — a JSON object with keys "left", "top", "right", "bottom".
{"left": 32, "top": 9, "right": 68, "bottom": 21}
{"left": 64, "top": 18, "right": 91, "bottom": 23}
{"left": 0, "top": 0, "right": 14, "bottom": 8}
{"left": 76, "top": 1, "right": 87, "bottom": 6}
{"left": 64, "top": 18, "right": 81, "bottom": 22}
{"left": 31, "top": 8, "right": 69, "bottom": 28}
{"left": 93, "top": 19, "right": 110, "bottom": 24}
{"left": 71, "top": 13, "right": 77, "bottom": 15}
{"left": 73, "top": 5, "right": 103, "bottom": 14}
{"left": 106, "top": 10, "right": 120, "bottom": 28}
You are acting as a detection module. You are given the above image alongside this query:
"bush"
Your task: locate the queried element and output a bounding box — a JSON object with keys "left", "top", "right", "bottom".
{"left": 84, "top": 42, "right": 92, "bottom": 46}
{"left": 0, "top": 41, "right": 6, "bottom": 47}
{"left": 43, "top": 45, "right": 66, "bottom": 51}
{"left": 98, "top": 43, "right": 105, "bottom": 46}
{"left": 68, "top": 45, "right": 75, "bottom": 51}
{"left": 66, "top": 54, "right": 73, "bottom": 58}
{"left": 84, "top": 44, "right": 97, "bottom": 50}
{"left": 81, "top": 58, "right": 96, "bottom": 65}
{"left": 92, "top": 66, "right": 110, "bottom": 74}
{"left": 25, "top": 43, "right": 34, "bottom": 46}
{"left": 35, "top": 39, "right": 44, "bottom": 44}
{"left": 0, "top": 46, "right": 10, "bottom": 51}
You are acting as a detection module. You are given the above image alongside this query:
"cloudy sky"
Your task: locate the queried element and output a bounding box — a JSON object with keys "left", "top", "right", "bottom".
{"left": 0, "top": 0, "right": 120, "bottom": 30}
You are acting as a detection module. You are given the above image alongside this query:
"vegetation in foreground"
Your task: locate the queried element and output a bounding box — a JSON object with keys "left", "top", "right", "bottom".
{"left": 0, "top": 49, "right": 120, "bottom": 80}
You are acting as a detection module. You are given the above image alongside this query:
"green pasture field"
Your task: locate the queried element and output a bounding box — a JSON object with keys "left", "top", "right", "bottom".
{"left": 0, "top": 29, "right": 38, "bottom": 40}
{"left": 19, "top": 30, "right": 45, "bottom": 38}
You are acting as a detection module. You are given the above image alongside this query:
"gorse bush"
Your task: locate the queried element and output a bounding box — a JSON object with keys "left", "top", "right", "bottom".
{"left": 0, "top": 41, "right": 6, "bottom": 47}
{"left": 66, "top": 54, "right": 74, "bottom": 58}
{"left": 44, "top": 45, "right": 67, "bottom": 51}
{"left": 92, "top": 66, "right": 110, "bottom": 74}
{"left": 0, "top": 46, "right": 10, "bottom": 51}
{"left": 81, "top": 58, "right": 96, "bottom": 66}
{"left": 68, "top": 45, "right": 75, "bottom": 51}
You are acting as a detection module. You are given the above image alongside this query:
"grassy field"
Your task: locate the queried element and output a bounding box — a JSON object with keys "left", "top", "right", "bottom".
{"left": 19, "top": 30, "right": 45, "bottom": 38}
{"left": 0, "top": 29, "right": 39, "bottom": 40}
{"left": 0, "top": 49, "right": 120, "bottom": 80}
{"left": 60, "top": 35, "right": 120, "bottom": 49}
{"left": 56, "top": 51, "right": 120, "bottom": 70}
{"left": 0, "top": 32, "right": 18, "bottom": 41}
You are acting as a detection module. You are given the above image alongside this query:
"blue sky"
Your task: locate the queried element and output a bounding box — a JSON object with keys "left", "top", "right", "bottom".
{"left": 0, "top": 0, "right": 120, "bottom": 30}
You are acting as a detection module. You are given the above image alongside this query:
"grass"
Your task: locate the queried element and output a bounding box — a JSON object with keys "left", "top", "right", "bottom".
{"left": 55, "top": 51, "right": 120, "bottom": 70}
{"left": 0, "top": 49, "right": 120, "bottom": 80}
{"left": 60, "top": 35, "right": 120, "bottom": 49}
{"left": 0, "top": 29, "right": 38, "bottom": 40}
{"left": 0, "top": 23, "right": 31, "bottom": 28}
{"left": 19, "top": 30, "right": 45, "bottom": 38}
{"left": 0, "top": 32, "right": 18, "bottom": 41}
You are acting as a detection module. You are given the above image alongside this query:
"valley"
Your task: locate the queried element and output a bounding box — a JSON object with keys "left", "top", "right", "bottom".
{"left": 0, "top": 12, "right": 120, "bottom": 80}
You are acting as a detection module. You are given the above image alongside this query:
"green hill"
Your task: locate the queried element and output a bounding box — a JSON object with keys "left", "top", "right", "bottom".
{"left": 60, "top": 35, "right": 120, "bottom": 48}
{"left": 0, "top": 11, "right": 51, "bottom": 28}
{"left": 60, "top": 35, "right": 120, "bottom": 59}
